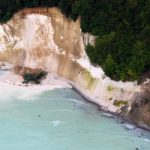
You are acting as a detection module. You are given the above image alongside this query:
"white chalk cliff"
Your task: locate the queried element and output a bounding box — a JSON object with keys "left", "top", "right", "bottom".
{"left": 0, "top": 8, "right": 139, "bottom": 113}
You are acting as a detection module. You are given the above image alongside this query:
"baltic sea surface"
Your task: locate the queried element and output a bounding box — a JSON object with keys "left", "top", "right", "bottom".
{"left": 0, "top": 82, "right": 150, "bottom": 150}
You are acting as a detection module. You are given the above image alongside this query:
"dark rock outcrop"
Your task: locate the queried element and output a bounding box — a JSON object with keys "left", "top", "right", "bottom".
{"left": 128, "top": 82, "right": 150, "bottom": 128}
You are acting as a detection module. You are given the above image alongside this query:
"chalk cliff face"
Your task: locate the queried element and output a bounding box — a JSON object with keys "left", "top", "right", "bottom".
{"left": 0, "top": 8, "right": 138, "bottom": 113}
{"left": 0, "top": 8, "right": 84, "bottom": 66}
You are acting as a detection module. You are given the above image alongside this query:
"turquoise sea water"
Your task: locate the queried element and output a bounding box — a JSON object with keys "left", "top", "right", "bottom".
{"left": 0, "top": 85, "right": 150, "bottom": 150}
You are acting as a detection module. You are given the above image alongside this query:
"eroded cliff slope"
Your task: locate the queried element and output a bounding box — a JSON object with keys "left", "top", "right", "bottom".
{"left": 0, "top": 8, "right": 144, "bottom": 116}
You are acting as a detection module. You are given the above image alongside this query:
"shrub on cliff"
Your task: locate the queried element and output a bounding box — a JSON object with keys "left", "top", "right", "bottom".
{"left": 23, "top": 71, "right": 47, "bottom": 84}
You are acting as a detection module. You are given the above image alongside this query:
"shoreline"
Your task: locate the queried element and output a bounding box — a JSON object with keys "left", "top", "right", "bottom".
{"left": 70, "top": 83, "right": 150, "bottom": 132}
{"left": 0, "top": 69, "right": 150, "bottom": 132}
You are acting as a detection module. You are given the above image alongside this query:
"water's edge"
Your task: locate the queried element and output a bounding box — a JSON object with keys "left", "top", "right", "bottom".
{"left": 70, "top": 83, "right": 150, "bottom": 132}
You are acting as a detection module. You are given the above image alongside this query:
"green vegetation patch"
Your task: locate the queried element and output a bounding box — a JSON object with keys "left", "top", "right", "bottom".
{"left": 23, "top": 71, "right": 47, "bottom": 84}
{"left": 107, "top": 85, "right": 114, "bottom": 92}
{"left": 113, "top": 100, "right": 128, "bottom": 107}
{"left": 82, "top": 70, "right": 98, "bottom": 90}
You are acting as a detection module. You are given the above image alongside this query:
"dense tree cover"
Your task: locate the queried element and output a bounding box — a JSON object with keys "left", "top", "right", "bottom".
{"left": 0, "top": 0, "right": 149, "bottom": 81}
{"left": 85, "top": 0, "right": 150, "bottom": 81}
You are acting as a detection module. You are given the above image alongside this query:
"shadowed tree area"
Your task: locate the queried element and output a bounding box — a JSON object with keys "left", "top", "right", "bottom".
{"left": 0, "top": 0, "right": 149, "bottom": 81}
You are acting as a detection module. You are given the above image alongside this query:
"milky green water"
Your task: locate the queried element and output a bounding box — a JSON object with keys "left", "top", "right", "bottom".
{"left": 0, "top": 86, "right": 150, "bottom": 150}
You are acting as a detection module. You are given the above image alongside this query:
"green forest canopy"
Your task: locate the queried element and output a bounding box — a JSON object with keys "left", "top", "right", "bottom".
{"left": 0, "top": 0, "right": 150, "bottom": 81}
